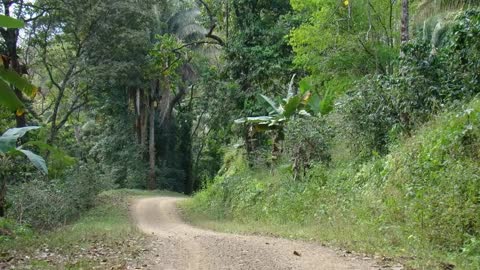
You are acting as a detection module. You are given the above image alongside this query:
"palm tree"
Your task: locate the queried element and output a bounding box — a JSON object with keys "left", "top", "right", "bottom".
{"left": 416, "top": 0, "right": 478, "bottom": 18}
{"left": 413, "top": 0, "right": 479, "bottom": 46}
{"left": 136, "top": 0, "right": 223, "bottom": 190}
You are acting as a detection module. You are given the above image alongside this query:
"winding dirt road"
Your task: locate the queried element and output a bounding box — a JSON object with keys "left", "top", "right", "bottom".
{"left": 131, "top": 197, "right": 397, "bottom": 270}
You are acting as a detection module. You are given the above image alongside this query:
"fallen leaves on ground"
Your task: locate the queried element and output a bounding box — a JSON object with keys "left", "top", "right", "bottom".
{"left": 0, "top": 235, "right": 156, "bottom": 269}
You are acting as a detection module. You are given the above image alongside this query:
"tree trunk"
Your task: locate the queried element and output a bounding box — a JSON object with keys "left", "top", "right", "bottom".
{"left": 135, "top": 88, "right": 142, "bottom": 144}
{"left": 245, "top": 125, "right": 256, "bottom": 167}
{"left": 271, "top": 128, "right": 283, "bottom": 162}
{"left": 141, "top": 102, "right": 148, "bottom": 147}
{"left": 135, "top": 88, "right": 147, "bottom": 148}
{"left": 1, "top": 2, "right": 26, "bottom": 127}
{"left": 401, "top": 0, "right": 409, "bottom": 44}
{"left": 181, "top": 115, "right": 194, "bottom": 195}
{"left": 3, "top": 28, "right": 26, "bottom": 127}
{"left": 0, "top": 175, "right": 6, "bottom": 218}
{"left": 226, "top": 0, "right": 230, "bottom": 43}
{"left": 184, "top": 150, "right": 193, "bottom": 194}
{"left": 148, "top": 98, "right": 156, "bottom": 190}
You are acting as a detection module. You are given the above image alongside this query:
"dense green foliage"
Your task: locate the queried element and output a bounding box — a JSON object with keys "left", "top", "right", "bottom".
{"left": 188, "top": 97, "right": 480, "bottom": 268}
{"left": 186, "top": 5, "right": 480, "bottom": 270}
{"left": 341, "top": 10, "right": 480, "bottom": 156}
{"left": 1, "top": 0, "right": 480, "bottom": 268}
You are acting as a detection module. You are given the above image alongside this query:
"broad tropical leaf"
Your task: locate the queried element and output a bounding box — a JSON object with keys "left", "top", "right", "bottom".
{"left": 283, "top": 96, "right": 301, "bottom": 118}
{"left": 3, "top": 126, "right": 40, "bottom": 138}
{"left": 26, "top": 140, "right": 77, "bottom": 167}
{"left": 0, "top": 127, "right": 40, "bottom": 154}
{"left": 234, "top": 116, "right": 274, "bottom": 125}
{"left": 319, "top": 89, "right": 335, "bottom": 115}
{"left": 0, "top": 68, "right": 38, "bottom": 97}
{"left": 17, "top": 149, "right": 48, "bottom": 174}
{"left": 299, "top": 79, "right": 312, "bottom": 94}
{"left": 0, "top": 127, "right": 47, "bottom": 174}
{"left": 0, "top": 136, "right": 16, "bottom": 154}
{"left": 0, "top": 79, "right": 24, "bottom": 112}
{"left": 308, "top": 93, "right": 322, "bottom": 114}
{"left": 0, "top": 15, "right": 24, "bottom": 29}
{"left": 260, "top": 94, "right": 282, "bottom": 114}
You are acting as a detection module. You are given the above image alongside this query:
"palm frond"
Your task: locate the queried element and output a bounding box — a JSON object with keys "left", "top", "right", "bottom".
{"left": 414, "top": 0, "right": 479, "bottom": 46}
{"left": 167, "top": 8, "right": 202, "bottom": 34}
{"left": 178, "top": 23, "right": 207, "bottom": 41}
{"left": 415, "top": 0, "right": 479, "bottom": 22}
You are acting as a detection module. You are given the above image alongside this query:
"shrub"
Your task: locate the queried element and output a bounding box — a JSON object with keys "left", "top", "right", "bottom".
{"left": 338, "top": 10, "right": 480, "bottom": 158}
{"left": 374, "top": 99, "right": 480, "bottom": 250}
{"left": 0, "top": 218, "right": 33, "bottom": 243}
{"left": 7, "top": 162, "right": 114, "bottom": 230}
{"left": 189, "top": 98, "right": 480, "bottom": 268}
{"left": 284, "top": 117, "right": 333, "bottom": 179}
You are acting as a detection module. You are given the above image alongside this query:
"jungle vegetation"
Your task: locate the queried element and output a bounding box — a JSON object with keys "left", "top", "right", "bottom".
{"left": 1, "top": 0, "right": 480, "bottom": 268}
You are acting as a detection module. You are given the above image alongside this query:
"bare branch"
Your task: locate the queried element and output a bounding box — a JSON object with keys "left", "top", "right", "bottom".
{"left": 196, "top": 0, "right": 225, "bottom": 46}
{"left": 174, "top": 40, "right": 222, "bottom": 52}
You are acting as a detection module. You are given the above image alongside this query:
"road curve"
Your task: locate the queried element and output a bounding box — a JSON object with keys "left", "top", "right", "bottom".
{"left": 131, "top": 196, "right": 385, "bottom": 270}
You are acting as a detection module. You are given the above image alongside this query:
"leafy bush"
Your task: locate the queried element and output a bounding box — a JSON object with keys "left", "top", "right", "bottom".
{"left": 371, "top": 99, "right": 480, "bottom": 250}
{"left": 284, "top": 117, "right": 333, "bottom": 179}
{"left": 189, "top": 97, "right": 480, "bottom": 268}
{"left": 7, "top": 163, "right": 114, "bottom": 230}
{"left": 339, "top": 10, "right": 480, "bottom": 157}
{"left": 338, "top": 75, "right": 400, "bottom": 156}
{"left": 0, "top": 218, "right": 33, "bottom": 243}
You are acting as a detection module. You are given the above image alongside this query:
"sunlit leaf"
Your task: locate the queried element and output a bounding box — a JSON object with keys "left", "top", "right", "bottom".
{"left": 302, "top": 91, "right": 312, "bottom": 105}
{"left": 2, "top": 126, "right": 40, "bottom": 138}
{"left": 308, "top": 93, "right": 322, "bottom": 114}
{"left": 0, "top": 136, "right": 16, "bottom": 154}
{"left": 0, "top": 68, "right": 38, "bottom": 97}
{"left": 254, "top": 124, "right": 274, "bottom": 132}
{"left": 0, "top": 15, "right": 24, "bottom": 29}
{"left": 17, "top": 149, "right": 48, "bottom": 174}
{"left": 16, "top": 108, "right": 25, "bottom": 116}
{"left": 0, "top": 79, "right": 24, "bottom": 111}
{"left": 299, "top": 78, "right": 312, "bottom": 94}
{"left": 298, "top": 110, "right": 311, "bottom": 117}
{"left": 260, "top": 94, "right": 282, "bottom": 114}
{"left": 234, "top": 116, "right": 274, "bottom": 125}
{"left": 283, "top": 96, "right": 301, "bottom": 118}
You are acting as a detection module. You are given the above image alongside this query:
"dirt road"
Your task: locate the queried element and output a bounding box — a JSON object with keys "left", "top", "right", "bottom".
{"left": 131, "top": 197, "right": 396, "bottom": 270}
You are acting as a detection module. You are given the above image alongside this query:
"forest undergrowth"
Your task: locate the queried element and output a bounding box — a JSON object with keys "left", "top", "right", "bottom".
{"left": 0, "top": 190, "right": 168, "bottom": 269}
{"left": 184, "top": 97, "right": 480, "bottom": 270}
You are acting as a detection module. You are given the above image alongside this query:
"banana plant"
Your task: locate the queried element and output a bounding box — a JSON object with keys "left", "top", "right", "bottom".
{"left": 234, "top": 75, "right": 335, "bottom": 161}
{"left": 235, "top": 76, "right": 311, "bottom": 160}
{"left": 234, "top": 76, "right": 327, "bottom": 130}
{"left": 0, "top": 15, "right": 38, "bottom": 116}
{"left": 0, "top": 126, "right": 48, "bottom": 174}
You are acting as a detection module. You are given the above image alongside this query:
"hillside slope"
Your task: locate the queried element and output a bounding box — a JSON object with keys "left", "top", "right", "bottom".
{"left": 185, "top": 98, "right": 480, "bottom": 269}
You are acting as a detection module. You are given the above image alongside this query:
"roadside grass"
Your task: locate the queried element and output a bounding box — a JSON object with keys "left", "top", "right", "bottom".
{"left": 0, "top": 189, "right": 175, "bottom": 269}
{"left": 181, "top": 202, "right": 453, "bottom": 269}
{"left": 180, "top": 99, "right": 480, "bottom": 270}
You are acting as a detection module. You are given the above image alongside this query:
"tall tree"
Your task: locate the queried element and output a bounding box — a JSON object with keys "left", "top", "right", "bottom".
{"left": 141, "top": 0, "right": 221, "bottom": 191}
{"left": 1, "top": 0, "right": 50, "bottom": 127}
{"left": 30, "top": 0, "right": 97, "bottom": 145}
{"left": 401, "top": 0, "right": 409, "bottom": 44}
